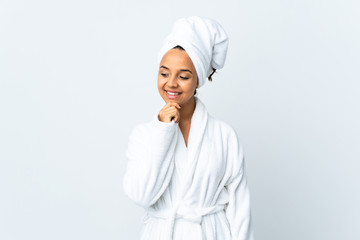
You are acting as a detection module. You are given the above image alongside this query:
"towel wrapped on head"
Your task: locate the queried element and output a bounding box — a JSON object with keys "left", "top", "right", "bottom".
{"left": 157, "top": 16, "right": 229, "bottom": 88}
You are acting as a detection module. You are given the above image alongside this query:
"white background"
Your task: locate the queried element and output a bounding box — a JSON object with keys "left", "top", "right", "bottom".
{"left": 1, "top": 0, "right": 359, "bottom": 239}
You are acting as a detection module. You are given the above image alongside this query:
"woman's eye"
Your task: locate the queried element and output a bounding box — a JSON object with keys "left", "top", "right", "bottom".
{"left": 161, "top": 73, "right": 168, "bottom": 77}
{"left": 180, "top": 76, "right": 189, "bottom": 80}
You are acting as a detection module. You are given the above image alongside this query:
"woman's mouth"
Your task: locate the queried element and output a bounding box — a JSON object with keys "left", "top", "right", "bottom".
{"left": 165, "top": 90, "right": 181, "bottom": 99}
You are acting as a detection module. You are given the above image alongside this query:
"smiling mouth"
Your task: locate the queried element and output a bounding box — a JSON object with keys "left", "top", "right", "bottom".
{"left": 165, "top": 90, "right": 181, "bottom": 96}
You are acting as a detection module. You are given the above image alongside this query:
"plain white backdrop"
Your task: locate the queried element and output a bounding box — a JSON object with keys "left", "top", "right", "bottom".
{"left": 1, "top": 0, "right": 359, "bottom": 239}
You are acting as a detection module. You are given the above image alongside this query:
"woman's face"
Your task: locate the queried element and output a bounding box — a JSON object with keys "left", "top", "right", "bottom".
{"left": 157, "top": 49, "right": 198, "bottom": 106}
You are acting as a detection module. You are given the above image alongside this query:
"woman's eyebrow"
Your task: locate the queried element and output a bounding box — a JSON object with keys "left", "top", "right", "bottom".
{"left": 180, "top": 69, "right": 193, "bottom": 74}
{"left": 160, "top": 66, "right": 193, "bottom": 74}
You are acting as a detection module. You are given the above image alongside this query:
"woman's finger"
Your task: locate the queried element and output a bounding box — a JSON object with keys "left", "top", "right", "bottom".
{"left": 159, "top": 103, "right": 181, "bottom": 122}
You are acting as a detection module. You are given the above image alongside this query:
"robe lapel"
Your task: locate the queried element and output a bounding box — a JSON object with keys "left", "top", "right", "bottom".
{"left": 180, "top": 97, "right": 208, "bottom": 195}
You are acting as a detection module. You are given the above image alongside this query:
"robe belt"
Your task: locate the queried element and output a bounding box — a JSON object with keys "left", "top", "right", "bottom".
{"left": 143, "top": 204, "right": 226, "bottom": 240}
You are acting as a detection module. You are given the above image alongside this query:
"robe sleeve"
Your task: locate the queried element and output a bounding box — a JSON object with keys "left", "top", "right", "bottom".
{"left": 123, "top": 117, "right": 178, "bottom": 208}
{"left": 225, "top": 129, "right": 254, "bottom": 240}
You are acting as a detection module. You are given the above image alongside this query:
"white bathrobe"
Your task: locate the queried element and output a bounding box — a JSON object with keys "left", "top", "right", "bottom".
{"left": 123, "top": 97, "right": 254, "bottom": 240}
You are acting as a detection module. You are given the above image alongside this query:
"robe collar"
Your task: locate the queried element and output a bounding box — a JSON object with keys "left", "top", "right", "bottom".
{"left": 185, "top": 97, "right": 208, "bottom": 160}
{"left": 177, "top": 97, "right": 209, "bottom": 195}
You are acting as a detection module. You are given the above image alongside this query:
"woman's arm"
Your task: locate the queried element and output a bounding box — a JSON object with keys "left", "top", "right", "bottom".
{"left": 225, "top": 129, "right": 254, "bottom": 240}
{"left": 123, "top": 118, "right": 178, "bottom": 208}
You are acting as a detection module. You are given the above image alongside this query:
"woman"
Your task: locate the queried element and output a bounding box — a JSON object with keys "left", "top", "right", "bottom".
{"left": 123, "top": 16, "right": 254, "bottom": 240}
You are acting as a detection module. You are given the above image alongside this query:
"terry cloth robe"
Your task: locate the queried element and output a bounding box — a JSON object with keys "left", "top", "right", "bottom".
{"left": 123, "top": 97, "right": 254, "bottom": 240}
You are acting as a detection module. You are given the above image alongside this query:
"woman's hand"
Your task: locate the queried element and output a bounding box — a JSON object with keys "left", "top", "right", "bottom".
{"left": 158, "top": 103, "right": 181, "bottom": 123}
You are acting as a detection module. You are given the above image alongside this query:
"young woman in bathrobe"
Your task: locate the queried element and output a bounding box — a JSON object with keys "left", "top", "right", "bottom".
{"left": 123, "top": 16, "right": 254, "bottom": 240}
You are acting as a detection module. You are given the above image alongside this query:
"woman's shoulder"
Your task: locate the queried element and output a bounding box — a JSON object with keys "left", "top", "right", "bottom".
{"left": 208, "top": 115, "right": 238, "bottom": 137}
{"left": 208, "top": 115, "right": 244, "bottom": 150}
{"left": 208, "top": 116, "right": 244, "bottom": 159}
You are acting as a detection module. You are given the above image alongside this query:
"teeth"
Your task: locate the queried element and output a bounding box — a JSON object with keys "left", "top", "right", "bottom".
{"left": 167, "top": 91, "right": 180, "bottom": 96}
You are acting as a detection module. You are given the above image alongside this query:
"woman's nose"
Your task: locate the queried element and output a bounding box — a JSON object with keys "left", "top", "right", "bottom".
{"left": 167, "top": 76, "right": 178, "bottom": 87}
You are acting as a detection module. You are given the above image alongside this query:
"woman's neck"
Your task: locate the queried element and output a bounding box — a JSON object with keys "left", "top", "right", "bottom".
{"left": 179, "top": 97, "right": 196, "bottom": 123}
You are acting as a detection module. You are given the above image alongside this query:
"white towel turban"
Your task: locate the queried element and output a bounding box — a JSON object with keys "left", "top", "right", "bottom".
{"left": 157, "top": 16, "right": 229, "bottom": 88}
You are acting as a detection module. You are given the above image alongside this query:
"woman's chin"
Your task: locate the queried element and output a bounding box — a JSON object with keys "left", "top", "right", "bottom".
{"left": 166, "top": 99, "right": 181, "bottom": 104}
{"left": 163, "top": 95, "right": 182, "bottom": 104}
